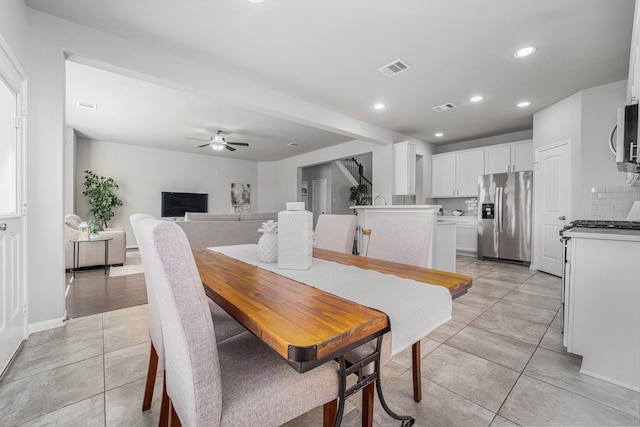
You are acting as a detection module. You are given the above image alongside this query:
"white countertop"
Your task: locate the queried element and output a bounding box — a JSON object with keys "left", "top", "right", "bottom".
{"left": 563, "top": 227, "right": 640, "bottom": 242}
{"left": 349, "top": 204, "right": 441, "bottom": 210}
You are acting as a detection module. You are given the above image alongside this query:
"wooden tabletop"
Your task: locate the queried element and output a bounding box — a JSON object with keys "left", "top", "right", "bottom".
{"left": 193, "top": 249, "right": 390, "bottom": 372}
{"left": 312, "top": 248, "right": 472, "bottom": 298}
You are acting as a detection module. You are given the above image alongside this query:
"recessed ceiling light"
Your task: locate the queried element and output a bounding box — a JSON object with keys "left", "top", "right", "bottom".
{"left": 434, "top": 132, "right": 444, "bottom": 137}
{"left": 248, "top": 0, "right": 264, "bottom": 3}
{"left": 469, "top": 95, "right": 484, "bottom": 103}
{"left": 516, "top": 101, "right": 532, "bottom": 108}
{"left": 514, "top": 46, "right": 536, "bottom": 58}
{"left": 373, "top": 103, "right": 386, "bottom": 110}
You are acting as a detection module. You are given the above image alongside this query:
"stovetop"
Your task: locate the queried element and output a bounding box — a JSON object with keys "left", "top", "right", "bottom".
{"left": 564, "top": 220, "right": 640, "bottom": 231}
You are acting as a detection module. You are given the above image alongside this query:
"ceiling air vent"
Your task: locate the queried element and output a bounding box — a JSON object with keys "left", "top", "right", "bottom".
{"left": 287, "top": 142, "right": 300, "bottom": 147}
{"left": 77, "top": 101, "right": 97, "bottom": 111}
{"left": 378, "top": 59, "right": 411, "bottom": 77}
{"left": 432, "top": 102, "right": 457, "bottom": 113}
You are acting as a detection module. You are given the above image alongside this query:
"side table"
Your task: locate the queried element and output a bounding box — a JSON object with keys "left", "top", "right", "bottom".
{"left": 69, "top": 237, "right": 113, "bottom": 282}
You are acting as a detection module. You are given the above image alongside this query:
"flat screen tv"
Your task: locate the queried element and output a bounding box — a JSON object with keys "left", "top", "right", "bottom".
{"left": 161, "top": 192, "right": 208, "bottom": 217}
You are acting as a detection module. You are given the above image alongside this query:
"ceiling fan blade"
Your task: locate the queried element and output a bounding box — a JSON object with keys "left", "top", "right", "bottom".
{"left": 186, "top": 136, "right": 211, "bottom": 142}
{"left": 226, "top": 142, "right": 249, "bottom": 146}
{"left": 197, "top": 144, "right": 210, "bottom": 148}
{"left": 224, "top": 145, "right": 237, "bottom": 151}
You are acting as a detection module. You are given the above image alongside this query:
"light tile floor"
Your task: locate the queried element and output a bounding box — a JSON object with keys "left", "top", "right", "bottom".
{"left": 1, "top": 257, "right": 639, "bottom": 426}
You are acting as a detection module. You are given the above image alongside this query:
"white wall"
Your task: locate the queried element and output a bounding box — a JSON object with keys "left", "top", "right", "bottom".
{"left": 0, "top": 1, "right": 29, "bottom": 69}
{"left": 75, "top": 139, "right": 259, "bottom": 247}
{"left": 533, "top": 80, "right": 627, "bottom": 220}
{"left": 258, "top": 140, "right": 393, "bottom": 212}
{"left": 579, "top": 80, "right": 628, "bottom": 217}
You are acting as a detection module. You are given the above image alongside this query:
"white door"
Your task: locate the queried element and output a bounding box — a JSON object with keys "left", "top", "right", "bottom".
{"left": 0, "top": 40, "right": 26, "bottom": 374}
{"left": 432, "top": 153, "right": 456, "bottom": 197}
{"left": 311, "top": 179, "right": 327, "bottom": 227}
{"left": 535, "top": 141, "right": 570, "bottom": 276}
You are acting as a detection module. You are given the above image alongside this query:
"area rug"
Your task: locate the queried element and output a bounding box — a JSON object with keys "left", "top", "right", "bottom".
{"left": 109, "top": 250, "right": 144, "bottom": 277}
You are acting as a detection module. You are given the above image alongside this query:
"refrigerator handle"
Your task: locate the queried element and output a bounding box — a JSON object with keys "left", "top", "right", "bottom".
{"left": 496, "top": 186, "right": 503, "bottom": 232}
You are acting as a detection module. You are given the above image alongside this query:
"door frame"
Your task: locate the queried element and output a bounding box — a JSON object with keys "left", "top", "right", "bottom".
{"left": 0, "top": 34, "right": 28, "bottom": 375}
{"left": 533, "top": 139, "right": 571, "bottom": 274}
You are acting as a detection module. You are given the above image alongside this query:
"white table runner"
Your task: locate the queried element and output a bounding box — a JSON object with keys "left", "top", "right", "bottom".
{"left": 210, "top": 244, "right": 452, "bottom": 355}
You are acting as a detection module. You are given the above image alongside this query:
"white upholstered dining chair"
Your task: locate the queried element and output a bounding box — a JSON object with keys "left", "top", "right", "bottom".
{"left": 366, "top": 214, "right": 435, "bottom": 267}
{"left": 130, "top": 214, "right": 247, "bottom": 424}
{"left": 350, "top": 214, "right": 437, "bottom": 409}
{"left": 134, "top": 217, "right": 340, "bottom": 426}
{"left": 314, "top": 214, "right": 358, "bottom": 254}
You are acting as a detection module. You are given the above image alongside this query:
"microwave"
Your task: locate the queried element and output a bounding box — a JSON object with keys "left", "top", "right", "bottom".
{"left": 616, "top": 104, "right": 640, "bottom": 173}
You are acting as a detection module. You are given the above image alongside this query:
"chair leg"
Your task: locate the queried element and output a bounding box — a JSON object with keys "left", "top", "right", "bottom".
{"left": 159, "top": 374, "right": 170, "bottom": 427}
{"left": 412, "top": 341, "right": 422, "bottom": 402}
{"left": 362, "top": 382, "right": 375, "bottom": 427}
{"left": 322, "top": 399, "right": 338, "bottom": 427}
{"left": 167, "top": 398, "right": 181, "bottom": 427}
{"left": 143, "top": 342, "right": 159, "bottom": 411}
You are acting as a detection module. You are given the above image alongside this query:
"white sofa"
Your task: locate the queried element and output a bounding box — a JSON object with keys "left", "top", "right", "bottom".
{"left": 64, "top": 214, "right": 126, "bottom": 270}
{"left": 176, "top": 212, "right": 277, "bottom": 250}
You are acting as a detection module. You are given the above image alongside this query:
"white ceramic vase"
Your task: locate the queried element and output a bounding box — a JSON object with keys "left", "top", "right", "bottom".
{"left": 257, "top": 232, "right": 278, "bottom": 263}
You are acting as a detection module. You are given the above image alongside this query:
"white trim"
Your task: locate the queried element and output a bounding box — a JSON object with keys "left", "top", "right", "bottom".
{"left": 29, "top": 317, "right": 66, "bottom": 334}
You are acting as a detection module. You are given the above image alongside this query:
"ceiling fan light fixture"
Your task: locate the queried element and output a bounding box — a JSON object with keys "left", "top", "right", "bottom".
{"left": 211, "top": 143, "right": 225, "bottom": 151}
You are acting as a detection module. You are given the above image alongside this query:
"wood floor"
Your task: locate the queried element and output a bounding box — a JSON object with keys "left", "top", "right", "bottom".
{"left": 65, "top": 268, "right": 147, "bottom": 318}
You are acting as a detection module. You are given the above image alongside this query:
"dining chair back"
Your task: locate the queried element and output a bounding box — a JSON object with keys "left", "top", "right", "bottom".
{"left": 366, "top": 214, "right": 435, "bottom": 267}
{"left": 131, "top": 214, "right": 245, "bottom": 422}
{"left": 135, "top": 218, "right": 340, "bottom": 426}
{"left": 314, "top": 214, "right": 358, "bottom": 254}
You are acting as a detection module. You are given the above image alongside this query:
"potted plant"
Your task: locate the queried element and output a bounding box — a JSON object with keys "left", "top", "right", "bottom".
{"left": 82, "top": 170, "right": 124, "bottom": 228}
{"left": 348, "top": 184, "right": 369, "bottom": 206}
{"left": 90, "top": 225, "right": 100, "bottom": 239}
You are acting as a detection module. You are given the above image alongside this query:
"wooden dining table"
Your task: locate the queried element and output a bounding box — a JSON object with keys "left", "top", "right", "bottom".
{"left": 193, "top": 247, "right": 472, "bottom": 427}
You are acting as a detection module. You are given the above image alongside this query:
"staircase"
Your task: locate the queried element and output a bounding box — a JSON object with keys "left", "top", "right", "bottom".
{"left": 339, "top": 157, "right": 372, "bottom": 205}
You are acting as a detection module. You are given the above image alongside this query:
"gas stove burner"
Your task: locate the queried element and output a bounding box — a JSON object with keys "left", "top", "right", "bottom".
{"left": 568, "top": 220, "right": 640, "bottom": 230}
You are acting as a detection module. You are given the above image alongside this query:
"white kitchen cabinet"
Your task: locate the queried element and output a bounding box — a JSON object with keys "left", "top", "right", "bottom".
{"left": 484, "top": 140, "right": 533, "bottom": 174}
{"left": 432, "top": 149, "right": 484, "bottom": 198}
{"left": 432, "top": 153, "right": 456, "bottom": 197}
{"left": 563, "top": 229, "right": 640, "bottom": 391}
{"left": 510, "top": 140, "right": 534, "bottom": 172}
{"left": 440, "top": 216, "right": 478, "bottom": 255}
{"left": 456, "top": 150, "right": 485, "bottom": 196}
{"left": 393, "top": 141, "right": 417, "bottom": 195}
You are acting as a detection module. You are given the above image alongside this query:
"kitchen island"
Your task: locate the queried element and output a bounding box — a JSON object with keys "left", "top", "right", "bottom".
{"left": 350, "top": 205, "right": 457, "bottom": 273}
{"left": 562, "top": 227, "right": 640, "bottom": 391}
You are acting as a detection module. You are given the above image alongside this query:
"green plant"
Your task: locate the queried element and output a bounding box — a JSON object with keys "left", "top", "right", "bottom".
{"left": 348, "top": 184, "right": 369, "bottom": 206}
{"left": 82, "top": 170, "right": 123, "bottom": 228}
{"left": 90, "top": 225, "right": 99, "bottom": 234}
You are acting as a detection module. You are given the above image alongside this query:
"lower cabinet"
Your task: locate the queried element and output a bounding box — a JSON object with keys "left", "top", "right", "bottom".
{"left": 440, "top": 216, "right": 478, "bottom": 256}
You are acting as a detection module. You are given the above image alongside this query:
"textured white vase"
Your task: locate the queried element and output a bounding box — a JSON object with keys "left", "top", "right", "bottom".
{"left": 277, "top": 202, "right": 313, "bottom": 270}
{"left": 257, "top": 232, "right": 278, "bottom": 263}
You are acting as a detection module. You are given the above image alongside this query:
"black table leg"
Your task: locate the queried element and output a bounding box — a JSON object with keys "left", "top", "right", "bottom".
{"left": 104, "top": 239, "right": 109, "bottom": 275}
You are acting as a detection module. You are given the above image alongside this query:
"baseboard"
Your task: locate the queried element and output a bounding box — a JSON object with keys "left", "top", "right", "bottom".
{"left": 29, "top": 316, "right": 66, "bottom": 334}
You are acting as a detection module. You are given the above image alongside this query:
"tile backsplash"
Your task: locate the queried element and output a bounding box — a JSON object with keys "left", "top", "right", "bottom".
{"left": 591, "top": 186, "right": 640, "bottom": 220}
{"left": 435, "top": 198, "right": 478, "bottom": 216}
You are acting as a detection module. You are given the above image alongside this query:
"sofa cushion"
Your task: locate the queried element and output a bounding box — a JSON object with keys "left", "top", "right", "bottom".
{"left": 184, "top": 212, "right": 240, "bottom": 221}
{"left": 239, "top": 213, "right": 277, "bottom": 221}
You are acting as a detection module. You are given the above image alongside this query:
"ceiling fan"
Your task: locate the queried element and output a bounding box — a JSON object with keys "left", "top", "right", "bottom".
{"left": 187, "top": 130, "right": 250, "bottom": 152}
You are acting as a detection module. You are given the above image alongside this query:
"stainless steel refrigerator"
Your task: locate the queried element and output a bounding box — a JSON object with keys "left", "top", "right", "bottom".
{"left": 477, "top": 171, "right": 533, "bottom": 264}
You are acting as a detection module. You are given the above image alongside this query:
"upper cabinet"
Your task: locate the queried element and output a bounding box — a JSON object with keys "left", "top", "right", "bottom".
{"left": 393, "top": 141, "right": 417, "bottom": 195}
{"left": 432, "top": 149, "right": 484, "bottom": 197}
{"left": 432, "top": 140, "right": 533, "bottom": 198}
{"left": 484, "top": 140, "right": 534, "bottom": 174}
